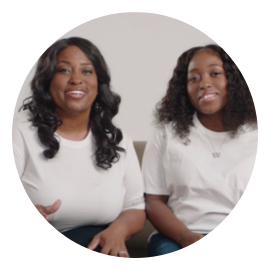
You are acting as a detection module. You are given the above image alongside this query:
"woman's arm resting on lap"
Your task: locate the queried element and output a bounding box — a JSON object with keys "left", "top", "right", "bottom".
{"left": 87, "top": 209, "right": 146, "bottom": 257}
{"left": 146, "top": 194, "right": 204, "bottom": 248}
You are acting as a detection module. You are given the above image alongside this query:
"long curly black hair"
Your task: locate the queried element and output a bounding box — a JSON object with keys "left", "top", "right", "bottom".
{"left": 22, "top": 37, "right": 124, "bottom": 169}
{"left": 156, "top": 44, "right": 257, "bottom": 142}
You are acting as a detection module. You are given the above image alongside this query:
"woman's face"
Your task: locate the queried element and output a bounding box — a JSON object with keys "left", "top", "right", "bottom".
{"left": 50, "top": 45, "right": 98, "bottom": 116}
{"left": 187, "top": 50, "right": 228, "bottom": 117}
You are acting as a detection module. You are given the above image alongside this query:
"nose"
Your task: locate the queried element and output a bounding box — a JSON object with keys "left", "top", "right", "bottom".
{"left": 200, "top": 76, "right": 211, "bottom": 89}
{"left": 69, "top": 72, "right": 82, "bottom": 85}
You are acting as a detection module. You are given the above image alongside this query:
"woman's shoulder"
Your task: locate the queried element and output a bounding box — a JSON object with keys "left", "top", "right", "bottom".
{"left": 143, "top": 123, "right": 175, "bottom": 149}
{"left": 239, "top": 123, "right": 258, "bottom": 136}
{"left": 118, "top": 129, "right": 134, "bottom": 149}
{"left": 13, "top": 110, "right": 33, "bottom": 130}
{"left": 153, "top": 123, "right": 176, "bottom": 140}
{"left": 13, "top": 109, "right": 32, "bottom": 122}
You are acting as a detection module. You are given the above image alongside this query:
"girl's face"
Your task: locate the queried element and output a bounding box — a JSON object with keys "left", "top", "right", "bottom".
{"left": 49, "top": 45, "right": 98, "bottom": 117}
{"left": 187, "top": 50, "right": 228, "bottom": 117}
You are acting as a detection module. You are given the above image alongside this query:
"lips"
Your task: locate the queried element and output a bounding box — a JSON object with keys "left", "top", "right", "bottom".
{"left": 65, "top": 89, "right": 86, "bottom": 99}
{"left": 199, "top": 92, "right": 218, "bottom": 102}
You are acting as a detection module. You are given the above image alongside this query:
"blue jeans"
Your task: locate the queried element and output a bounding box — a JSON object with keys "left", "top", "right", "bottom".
{"left": 62, "top": 225, "right": 108, "bottom": 252}
{"left": 147, "top": 233, "right": 207, "bottom": 257}
{"left": 147, "top": 233, "right": 182, "bottom": 257}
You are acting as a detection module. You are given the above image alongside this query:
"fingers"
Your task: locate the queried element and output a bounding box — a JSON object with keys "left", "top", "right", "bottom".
{"left": 87, "top": 236, "right": 101, "bottom": 250}
{"left": 45, "top": 199, "right": 61, "bottom": 214}
{"left": 99, "top": 244, "right": 129, "bottom": 258}
{"left": 100, "top": 247, "right": 129, "bottom": 258}
{"left": 35, "top": 199, "right": 61, "bottom": 220}
{"left": 89, "top": 239, "right": 129, "bottom": 258}
{"left": 42, "top": 211, "right": 48, "bottom": 220}
{"left": 87, "top": 229, "right": 129, "bottom": 258}
{"left": 35, "top": 205, "right": 49, "bottom": 220}
{"left": 117, "top": 250, "right": 129, "bottom": 258}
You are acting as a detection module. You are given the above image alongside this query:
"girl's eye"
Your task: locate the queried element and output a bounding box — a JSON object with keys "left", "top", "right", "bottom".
{"left": 212, "top": 72, "right": 221, "bottom": 76}
{"left": 189, "top": 76, "right": 199, "bottom": 82}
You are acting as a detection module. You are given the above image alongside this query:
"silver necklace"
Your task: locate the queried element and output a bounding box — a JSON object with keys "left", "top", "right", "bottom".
{"left": 204, "top": 129, "right": 227, "bottom": 158}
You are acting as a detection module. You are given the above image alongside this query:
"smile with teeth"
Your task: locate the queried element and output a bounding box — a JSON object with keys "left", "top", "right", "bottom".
{"left": 66, "top": 90, "right": 86, "bottom": 98}
{"left": 200, "top": 93, "right": 217, "bottom": 102}
{"left": 68, "top": 90, "right": 83, "bottom": 94}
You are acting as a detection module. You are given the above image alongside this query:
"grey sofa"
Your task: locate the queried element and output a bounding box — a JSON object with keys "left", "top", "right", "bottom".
{"left": 125, "top": 141, "right": 155, "bottom": 258}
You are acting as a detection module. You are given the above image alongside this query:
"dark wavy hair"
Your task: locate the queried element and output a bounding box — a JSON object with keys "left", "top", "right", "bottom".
{"left": 156, "top": 44, "right": 257, "bottom": 142}
{"left": 22, "top": 37, "right": 124, "bottom": 169}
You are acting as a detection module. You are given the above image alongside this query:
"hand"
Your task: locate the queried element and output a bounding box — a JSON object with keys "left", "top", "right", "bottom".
{"left": 179, "top": 231, "right": 204, "bottom": 248}
{"left": 35, "top": 199, "right": 61, "bottom": 220}
{"left": 87, "top": 227, "right": 129, "bottom": 257}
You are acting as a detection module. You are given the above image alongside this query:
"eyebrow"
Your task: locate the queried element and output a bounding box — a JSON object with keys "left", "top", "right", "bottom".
{"left": 57, "top": 60, "right": 93, "bottom": 66}
{"left": 188, "top": 64, "right": 222, "bottom": 73}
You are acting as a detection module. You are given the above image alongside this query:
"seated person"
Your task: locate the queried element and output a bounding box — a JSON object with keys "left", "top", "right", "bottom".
{"left": 142, "top": 44, "right": 257, "bottom": 256}
{"left": 13, "top": 37, "right": 145, "bottom": 257}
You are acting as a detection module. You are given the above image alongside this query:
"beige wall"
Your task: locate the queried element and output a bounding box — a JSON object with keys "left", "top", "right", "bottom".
{"left": 15, "top": 13, "right": 214, "bottom": 141}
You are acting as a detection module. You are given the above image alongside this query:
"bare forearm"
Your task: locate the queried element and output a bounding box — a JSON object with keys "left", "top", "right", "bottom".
{"left": 146, "top": 196, "right": 190, "bottom": 245}
{"left": 108, "top": 209, "right": 146, "bottom": 241}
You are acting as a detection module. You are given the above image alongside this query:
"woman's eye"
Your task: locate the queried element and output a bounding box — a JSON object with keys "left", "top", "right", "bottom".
{"left": 58, "top": 68, "right": 70, "bottom": 73}
{"left": 83, "top": 69, "right": 93, "bottom": 74}
{"left": 212, "top": 72, "right": 221, "bottom": 76}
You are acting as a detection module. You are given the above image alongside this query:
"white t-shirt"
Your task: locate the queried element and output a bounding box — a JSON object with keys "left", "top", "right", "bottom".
{"left": 13, "top": 110, "right": 145, "bottom": 232}
{"left": 142, "top": 113, "right": 257, "bottom": 234}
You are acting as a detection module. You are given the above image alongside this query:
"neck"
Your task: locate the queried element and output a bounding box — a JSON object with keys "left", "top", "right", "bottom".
{"left": 197, "top": 111, "right": 227, "bottom": 132}
{"left": 55, "top": 109, "right": 91, "bottom": 141}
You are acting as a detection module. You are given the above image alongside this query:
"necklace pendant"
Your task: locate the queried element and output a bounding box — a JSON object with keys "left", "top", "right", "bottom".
{"left": 212, "top": 152, "right": 220, "bottom": 158}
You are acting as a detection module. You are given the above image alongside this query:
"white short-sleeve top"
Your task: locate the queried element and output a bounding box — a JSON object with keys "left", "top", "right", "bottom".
{"left": 13, "top": 110, "right": 145, "bottom": 232}
{"left": 142, "top": 113, "right": 257, "bottom": 234}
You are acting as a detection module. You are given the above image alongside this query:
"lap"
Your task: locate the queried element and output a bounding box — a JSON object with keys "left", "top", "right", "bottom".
{"left": 147, "top": 233, "right": 182, "bottom": 257}
{"left": 62, "top": 225, "right": 108, "bottom": 251}
{"left": 147, "top": 232, "right": 208, "bottom": 257}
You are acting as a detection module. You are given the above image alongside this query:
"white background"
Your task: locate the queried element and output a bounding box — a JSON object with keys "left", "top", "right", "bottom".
{"left": 15, "top": 13, "right": 215, "bottom": 141}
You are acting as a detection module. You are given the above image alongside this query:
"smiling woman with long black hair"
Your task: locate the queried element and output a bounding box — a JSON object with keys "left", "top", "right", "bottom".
{"left": 12, "top": 37, "right": 145, "bottom": 257}
{"left": 142, "top": 44, "right": 257, "bottom": 256}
